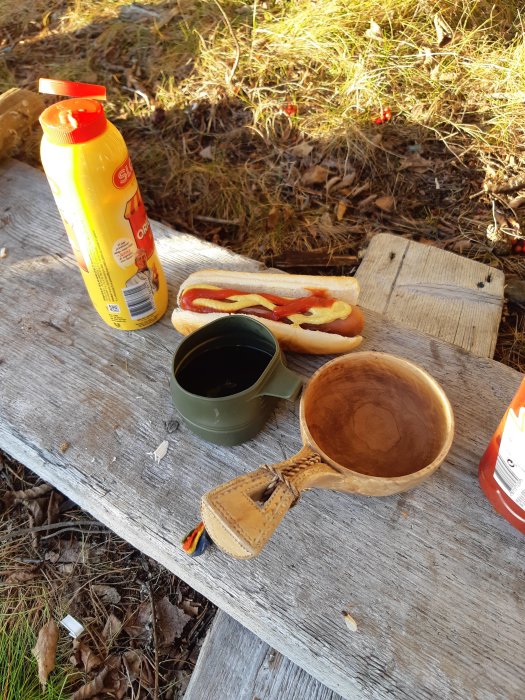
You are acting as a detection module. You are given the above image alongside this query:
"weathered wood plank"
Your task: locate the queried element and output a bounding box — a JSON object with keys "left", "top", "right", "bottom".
{"left": 356, "top": 233, "right": 504, "bottom": 357}
{"left": 1, "top": 160, "right": 523, "bottom": 700}
{"left": 185, "top": 610, "right": 342, "bottom": 700}
{"left": 185, "top": 231, "right": 505, "bottom": 699}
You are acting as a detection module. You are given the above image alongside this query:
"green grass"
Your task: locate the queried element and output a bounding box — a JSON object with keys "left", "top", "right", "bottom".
{"left": 0, "top": 592, "right": 73, "bottom": 700}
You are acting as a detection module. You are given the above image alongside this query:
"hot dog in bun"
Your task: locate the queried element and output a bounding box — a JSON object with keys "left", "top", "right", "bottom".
{"left": 171, "top": 269, "right": 364, "bottom": 354}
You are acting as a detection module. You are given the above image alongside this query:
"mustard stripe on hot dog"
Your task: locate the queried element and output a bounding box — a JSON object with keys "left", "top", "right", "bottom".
{"left": 173, "top": 269, "right": 364, "bottom": 354}
{"left": 181, "top": 285, "right": 353, "bottom": 327}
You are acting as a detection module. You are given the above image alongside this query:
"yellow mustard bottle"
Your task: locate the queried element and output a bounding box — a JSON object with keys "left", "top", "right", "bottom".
{"left": 38, "top": 78, "right": 168, "bottom": 330}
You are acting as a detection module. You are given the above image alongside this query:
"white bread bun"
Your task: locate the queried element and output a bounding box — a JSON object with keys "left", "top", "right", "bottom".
{"left": 172, "top": 269, "right": 363, "bottom": 355}
{"left": 171, "top": 310, "right": 363, "bottom": 354}
{"left": 176, "top": 269, "right": 360, "bottom": 306}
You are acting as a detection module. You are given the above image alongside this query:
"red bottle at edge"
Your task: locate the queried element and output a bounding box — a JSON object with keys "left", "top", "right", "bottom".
{"left": 479, "top": 378, "right": 525, "bottom": 534}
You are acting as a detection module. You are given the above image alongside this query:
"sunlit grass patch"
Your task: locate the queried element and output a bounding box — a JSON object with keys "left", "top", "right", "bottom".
{"left": 0, "top": 588, "right": 73, "bottom": 699}
{"left": 1, "top": 0, "right": 524, "bottom": 281}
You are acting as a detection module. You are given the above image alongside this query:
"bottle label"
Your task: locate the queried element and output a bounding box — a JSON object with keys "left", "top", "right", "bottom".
{"left": 124, "top": 189, "right": 155, "bottom": 259}
{"left": 493, "top": 407, "right": 525, "bottom": 508}
{"left": 113, "top": 155, "right": 135, "bottom": 189}
{"left": 42, "top": 133, "right": 167, "bottom": 330}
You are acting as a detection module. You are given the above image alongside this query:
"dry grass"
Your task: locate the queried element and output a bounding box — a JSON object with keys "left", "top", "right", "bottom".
{"left": 0, "top": 0, "right": 524, "bottom": 364}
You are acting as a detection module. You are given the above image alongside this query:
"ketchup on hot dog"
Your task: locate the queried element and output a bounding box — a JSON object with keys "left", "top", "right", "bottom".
{"left": 179, "top": 287, "right": 364, "bottom": 337}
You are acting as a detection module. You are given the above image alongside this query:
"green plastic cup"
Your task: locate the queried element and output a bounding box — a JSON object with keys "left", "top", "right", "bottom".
{"left": 170, "top": 316, "right": 303, "bottom": 445}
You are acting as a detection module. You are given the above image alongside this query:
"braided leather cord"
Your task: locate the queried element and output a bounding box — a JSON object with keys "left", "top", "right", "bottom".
{"left": 261, "top": 453, "right": 322, "bottom": 506}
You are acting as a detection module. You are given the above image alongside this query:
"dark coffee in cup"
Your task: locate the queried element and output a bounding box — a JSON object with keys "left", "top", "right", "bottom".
{"left": 176, "top": 345, "right": 274, "bottom": 398}
{"left": 170, "top": 316, "right": 303, "bottom": 445}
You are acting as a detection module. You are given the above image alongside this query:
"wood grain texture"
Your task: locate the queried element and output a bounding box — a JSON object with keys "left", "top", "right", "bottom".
{"left": 356, "top": 233, "right": 504, "bottom": 357}
{"left": 186, "top": 223, "right": 505, "bottom": 697}
{"left": 1, "top": 159, "right": 523, "bottom": 700}
{"left": 184, "top": 610, "right": 342, "bottom": 700}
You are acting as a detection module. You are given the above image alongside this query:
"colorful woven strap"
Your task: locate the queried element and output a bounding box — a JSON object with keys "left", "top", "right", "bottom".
{"left": 181, "top": 521, "right": 212, "bottom": 557}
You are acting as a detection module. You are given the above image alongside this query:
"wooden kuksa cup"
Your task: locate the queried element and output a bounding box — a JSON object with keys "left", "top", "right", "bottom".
{"left": 201, "top": 352, "right": 455, "bottom": 559}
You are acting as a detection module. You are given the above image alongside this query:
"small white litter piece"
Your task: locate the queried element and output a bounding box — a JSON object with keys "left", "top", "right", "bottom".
{"left": 153, "top": 440, "right": 169, "bottom": 464}
{"left": 60, "top": 614, "right": 84, "bottom": 638}
{"left": 342, "top": 610, "right": 358, "bottom": 632}
{"left": 0, "top": 248, "right": 7, "bottom": 259}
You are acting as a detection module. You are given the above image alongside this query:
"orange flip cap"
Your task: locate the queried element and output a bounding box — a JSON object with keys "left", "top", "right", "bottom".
{"left": 39, "top": 78, "right": 107, "bottom": 101}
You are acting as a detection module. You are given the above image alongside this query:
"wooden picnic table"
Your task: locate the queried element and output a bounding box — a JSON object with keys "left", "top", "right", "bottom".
{"left": 1, "top": 159, "right": 524, "bottom": 699}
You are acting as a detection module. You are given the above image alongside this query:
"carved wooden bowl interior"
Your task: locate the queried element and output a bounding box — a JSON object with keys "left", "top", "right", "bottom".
{"left": 301, "top": 352, "right": 453, "bottom": 479}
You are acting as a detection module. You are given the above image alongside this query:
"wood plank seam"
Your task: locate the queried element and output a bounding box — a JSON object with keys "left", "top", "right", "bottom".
{"left": 383, "top": 238, "right": 410, "bottom": 313}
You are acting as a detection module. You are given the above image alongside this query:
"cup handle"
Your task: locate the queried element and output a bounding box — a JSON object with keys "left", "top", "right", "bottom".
{"left": 201, "top": 446, "right": 336, "bottom": 559}
{"left": 256, "top": 364, "right": 303, "bottom": 401}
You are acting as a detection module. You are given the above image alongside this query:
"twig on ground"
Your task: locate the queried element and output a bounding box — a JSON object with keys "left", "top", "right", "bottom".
{"left": 40, "top": 527, "right": 108, "bottom": 540}
{"left": 9, "top": 484, "right": 53, "bottom": 501}
{"left": 2, "top": 520, "right": 103, "bottom": 542}
{"left": 194, "top": 214, "right": 240, "bottom": 226}
{"left": 148, "top": 582, "right": 160, "bottom": 700}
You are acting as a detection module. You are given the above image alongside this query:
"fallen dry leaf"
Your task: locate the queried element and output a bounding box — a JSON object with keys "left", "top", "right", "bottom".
{"left": 350, "top": 181, "right": 370, "bottom": 198}
{"left": 451, "top": 239, "right": 472, "bottom": 254}
{"left": 57, "top": 562, "right": 75, "bottom": 575}
{"left": 114, "top": 677, "right": 129, "bottom": 700}
{"left": 123, "top": 601, "right": 152, "bottom": 642}
{"left": 123, "top": 649, "right": 154, "bottom": 686}
{"left": 71, "top": 657, "right": 120, "bottom": 700}
{"left": 11, "top": 483, "right": 52, "bottom": 501}
{"left": 181, "top": 599, "right": 200, "bottom": 617}
{"left": 92, "top": 584, "right": 121, "bottom": 605}
{"left": 319, "top": 212, "right": 333, "bottom": 228}
{"left": 374, "top": 195, "right": 395, "bottom": 213}
{"left": 102, "top": 613, "right": 123, "bottom": 642}
{"left": 417, "top": 46, "right": 435, "bottom": 69}
{"left": 54, "top": 539, "right": 84, "bottom": 564}
{"left": 26, "top": 497, "right": 47, "bottom": 527}
{"left": 156, "top": 596, "right": 191, "bottom": 646}
{"left": 5, "top": 569, "right": 38, "bottom": 584}
{"left": 336, "top": 200, "right": 347, "bottom": 221}
{"left": 289, "top": 142, "right": 314, "bottom": 158}
{"left": 301, "top": 165, "right": 328, "bottom": 186}
{"left": 199, "top": 146, "right": 213, "bottom": 161}
{"left": 433, "top": 13, "right": 453, "bottom": 47}
{"left": 32, "top": 619, "right": 59, "bottom": 689}
{"left": 331, "top": 172, "right": 357, "bottom": 192}
{"left": 325, "top": 175, "right": 341, "bottom": 193}
{"left": 398, "top": 153, "right": 432, "bottom": 172}
{"left": 47, "top": 490, "right": 62, "bottom": 525}
{"left": 122, "top": 649, "right": 142, "bottom": 681}
{"left": 358, "top": 193, "right": 378, "bottom": 209}
{"left": 509, "top": 195, "right": 525, "bottom": 210}
{"left": 365, "top": 19, "right": 382, "bottom": 41}
{"left": 72, "top": 639, "right": 103, "bottom": 673}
